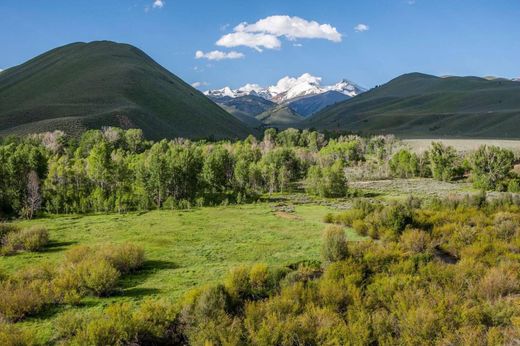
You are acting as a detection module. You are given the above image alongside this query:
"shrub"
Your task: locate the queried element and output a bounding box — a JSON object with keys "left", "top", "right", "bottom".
{"left": 428, "top": 142, "right": 461, "bottom": 182}
{"left": 133, "top": 298, "right": 181, "bottom": 344}
{"left": 54, "top": 310, "right": 89, "bottom": 340}
{"left": 379, "top": 204, "right": 414, "bottom": 238}
{"left": 389, "top": 149, "right": 419, "bottom": 178}
{"left": 64, "top": 245, "right": 93, "bottom": 264}
{"left": 306, "top": 161, "right": 348, "bottom": 198}
{"left": 477, "top": 264, "right": 519, "bottom": 300}
{"left": 1, "top": 226, "right": 49, "bottom": 255}
{"left": 72, "top": 303, "right": 137, "bottom": 345}
{"left": 0, "top": 279, "right": 54, "bottom": 321}
{"left": 322, "top": 225, "right": 348, "bottom": 263}
{"left": 98, "top": 243, "right": 145, "bottom": 274}
{"left": 77, "top": 258, "right": 120, "bottom": 297}
{"left": 400, "top": 229, "right": 432, "bottom": 254}
{"left": 352, "top": 219, "right": 369, "bottom": 236}
{"left": 0, "top": 223, "right": 19, "bottom": 239}
{"left": 0, "top": 322, "right": 36, "bottom": 346}
{"left": 469, "top": 145, "right": 515, "bottom": 191}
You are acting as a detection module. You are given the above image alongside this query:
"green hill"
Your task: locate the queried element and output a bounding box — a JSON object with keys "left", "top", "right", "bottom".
{"left": 0, "top": 41, "right": 253, "bottom": 139}
{"left": 305, "top": 73, "right": 520, "bottom": 138}
{"left": 256, "top": 105, "right": 304, "bottom": 126}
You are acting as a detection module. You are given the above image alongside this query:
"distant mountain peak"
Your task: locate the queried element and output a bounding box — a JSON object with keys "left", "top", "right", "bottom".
{"left": 204, "top": 73, "right": 365, "bottom": 103}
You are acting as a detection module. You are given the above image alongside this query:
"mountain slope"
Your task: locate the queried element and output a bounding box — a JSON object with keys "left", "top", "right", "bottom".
{"left": 0, "top": 41, "right": 253, "bottom": 139}
{"left": 286, "top": 91, "right": 350, "bottom": 117}
{"left": 256, "top": 105, "right": 304, "bottom": 126}
{"left": 306, "top": 73, "right": 520, "bottom": 138}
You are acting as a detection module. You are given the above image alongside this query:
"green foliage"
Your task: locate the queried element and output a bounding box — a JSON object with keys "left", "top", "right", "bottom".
{"left": 321, "top": 225, "right": 348, "bottom": 263}
{"left": 0, "top": 322, "right": 36, "bottom": 345}
{"left": 469, "top": 145, "right": 515, "bottom": 191}
{"left": 0, "top": 243, "right": 145, "bottom": 321}
{"left": 306, "top": 160, "right": 348, "bottom": 198}
{"left": 389, "top": 148, "right": 420, "bottom": 178}
{"left": 77, "top": 258, "right": 120, "bottom": 297}
{"left": 1, "top": 225, "right": 48, "bottom": 255}
{"left": 428, "top": 142, "right": 462, "bottom": 181}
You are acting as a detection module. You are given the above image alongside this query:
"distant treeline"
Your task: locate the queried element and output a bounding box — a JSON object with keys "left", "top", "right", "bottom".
{"left": 0, "top": 127, "right": 518, "bottom": 218}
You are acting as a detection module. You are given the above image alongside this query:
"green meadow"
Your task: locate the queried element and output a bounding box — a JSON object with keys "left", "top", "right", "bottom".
{"left": 1, "top": 202, "right": 362, "bottom": 341}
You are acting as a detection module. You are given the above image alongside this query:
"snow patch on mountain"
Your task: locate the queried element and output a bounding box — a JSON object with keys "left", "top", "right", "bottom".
{"left": 204, "top": 73, "right": 365, "bottom": 103}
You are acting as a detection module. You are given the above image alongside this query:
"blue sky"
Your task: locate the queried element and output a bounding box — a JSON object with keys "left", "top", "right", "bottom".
{"left": 1, "top": 0, "right": 519, "bottom": 89}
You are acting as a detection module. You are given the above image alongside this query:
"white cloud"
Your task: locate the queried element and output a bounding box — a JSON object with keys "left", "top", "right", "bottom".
{"left": 354, "top": 24, "right": 369, "bottom": 32}
{"left": 153, "top": 0, "right": 165, "bottom": 9}
{"left": 236, "top": 16, "right": 342, "bottom": 42}
{"left": 191, "top": 81, "right": 209, "bottom": 88}
{"left": 293, "top": 43, "right": 303, "bottom": 47}
{"left": 195, "top": 50, "right": 245, "bottom": 61}
{"left": 216, "top": 15, "right": 341, "bottom": 51}
{"left": 216, "top": 32, "right": 281, "bottom": 52}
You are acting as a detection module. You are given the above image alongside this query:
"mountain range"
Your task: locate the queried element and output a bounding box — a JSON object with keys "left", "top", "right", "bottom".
{"left": 204, "top": 73, "right": 365, "bottom": 125}
{"left": 0, "top": 41, "right": 519, "bottom": 139}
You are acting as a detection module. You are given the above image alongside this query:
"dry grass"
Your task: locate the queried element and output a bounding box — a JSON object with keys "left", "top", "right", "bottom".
{"left": 403, "top": 139, "right": 520, "bottom": 154}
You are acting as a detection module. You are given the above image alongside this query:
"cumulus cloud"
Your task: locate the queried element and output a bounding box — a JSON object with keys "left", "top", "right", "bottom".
{"left": 195, "top": 50, "right": 245, "bottom": 61}
{"left": 217, "top": 32, "right": 281, "bottom": 52}
{"left": 354, "top": 24, "right": 369, "bottom": 32}
{"left": 153, "top": 0, "right": 165, "bottom": 8}
{"left": 191, "top": 81, "right": 209, "bottom": 88}
{"left": 216, "top": 15, "right": 342, "bottom": 51}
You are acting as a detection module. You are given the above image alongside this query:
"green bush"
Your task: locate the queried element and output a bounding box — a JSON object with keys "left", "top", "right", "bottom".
{"left": 98, "top": 243, "right": 145, "bottom": 274}
{"left": 322, "top": 225, "right": 348, "bottom": 263}
{"left": 0, "top": 322, "right": 36, "bottom": 346}
{"left": 305, "top": 161, "right": 348, "bottom": 198}
{"left": 389, "top": 149, "right": 420, "bottom": 178}
{"left": 400, "top": 229, "right": 432, "bottom": 254}
{"left": 469, "top": 145, "right": 515, "bottom": 190}
{"left": 0, "top": 279, "right": 55, "bottom": 321}
{"left": 77, "top": 258, "right": 120, "bottom": 297}
{"left": 1, "top": 226, "right": 49, "bottom": 255}
{"left": 428, "top": 142, "right": 461, "bottom": 182}
{"left": 72, "top": 303, "right": 137, "bottom": 345}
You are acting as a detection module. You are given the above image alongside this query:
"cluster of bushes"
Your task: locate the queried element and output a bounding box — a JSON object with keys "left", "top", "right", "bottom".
{"left": 0, "top": 243, "right": 144, "bottom": 321}
{"left": 1, "top": 128, "right": 400, "bottom": 218}
{"left": 0, "top": 223, "right": 48, "bottom": 255}
{"left": 389, "top": 142, "right": 520, "bottom": 191}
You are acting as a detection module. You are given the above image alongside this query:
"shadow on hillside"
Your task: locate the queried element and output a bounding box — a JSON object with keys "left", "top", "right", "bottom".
{"left": 123, "top": 287, "right": 162, "bottom": 298}
{"left": 118, "top": 260, "right": 178, "bottom": 298}
{"left": 42, "top": 240, "right": 77, "bottom": 253}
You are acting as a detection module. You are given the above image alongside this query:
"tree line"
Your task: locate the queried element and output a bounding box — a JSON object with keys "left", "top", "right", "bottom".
{"left": 0, "top": 127, "right": 518, "bottom": 218}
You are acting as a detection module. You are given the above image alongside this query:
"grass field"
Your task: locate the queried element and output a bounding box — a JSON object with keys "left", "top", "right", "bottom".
{"left": 2, "top": 202, "right": 363, "bottom": 341}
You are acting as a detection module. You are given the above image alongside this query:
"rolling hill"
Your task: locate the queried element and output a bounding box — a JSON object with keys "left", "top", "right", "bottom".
{"left": 0, "top": 41, "right": 253, "bottom": 139}
{"left": 256, "top": 105, "right": 304, "bottom": 126}
{"left": 305, "top": 73, "right": 520, "bottom": 138}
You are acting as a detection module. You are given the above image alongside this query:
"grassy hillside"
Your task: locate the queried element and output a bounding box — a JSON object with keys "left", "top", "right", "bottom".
{"left": 305, "top": 73, "right": 520, "bottom": 138}
{"left": 0, "top": 41, "right": 253, "bottom": 139}
{"left": 256, "top": 105, "right": 304, "bottom": 126}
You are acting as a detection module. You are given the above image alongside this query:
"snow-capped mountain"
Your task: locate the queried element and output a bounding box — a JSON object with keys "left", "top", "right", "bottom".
{"left": 513, "top": 77, "right": 520, "bottom": 82}
{"left": 204, "top": 73, "right": 365, "bottom": 104}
